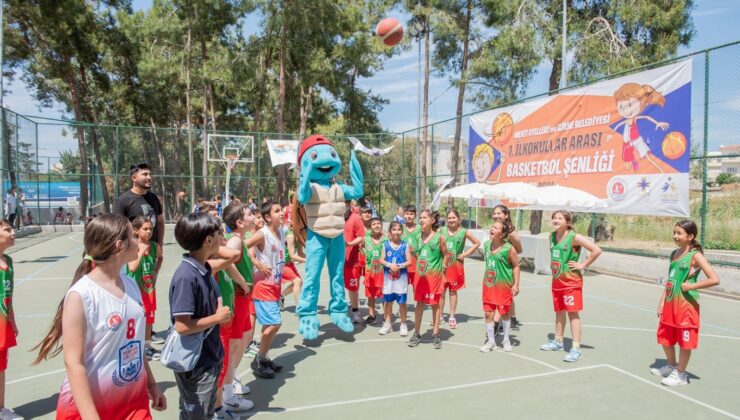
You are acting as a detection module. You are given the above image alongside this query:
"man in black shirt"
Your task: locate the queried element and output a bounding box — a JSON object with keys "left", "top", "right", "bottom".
{"left": 113, "top": 162, "right": 165, "bottom": 247}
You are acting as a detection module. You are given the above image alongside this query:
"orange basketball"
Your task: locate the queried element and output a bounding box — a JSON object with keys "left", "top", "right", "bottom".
{"left": 376, "top": 18, "right": 403, "bottom": 46}
{"left": 662, "top": 131, "right": 687, "bottom": 160}
{"left": 491, "top": 112, "right": 514, "bottom": 147}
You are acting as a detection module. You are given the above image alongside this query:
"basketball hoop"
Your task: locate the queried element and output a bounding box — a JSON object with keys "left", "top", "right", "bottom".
{"left": 225, "top": 154, "right": 239, "bottom": 171}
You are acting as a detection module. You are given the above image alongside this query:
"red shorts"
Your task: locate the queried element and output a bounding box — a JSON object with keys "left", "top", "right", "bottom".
{"left": 414, "top": 273, "right": 444, "bottom": 305}
{"left": 344, "top": 263, "right": 362, "bottom": 292}
{"left": 364, "top": 286, "right": 383, "bottom": 299}
{"left": 0, "top": 348, "right": 8, "bottom": 370}
{"left": 444, "top": 263, "right": 465, "bottom": 291}
{"left": 230, "top": 295, "right": 252, "bottom": 338}
{"left": 282, "top": 262, "right": 301, "bottom": 283}
{"left": 247, "top": 294, "right": 256, "bottom": 316}
{"left": 552, "top": 287, "right": 583, "bottom": 312}
{"left": 407, "top": 270, "right": 416, "bottom": 286}
{"left": 218, "top": 332, "right": 231, "bottom": 387}
{"left": 483, "top": 302, "right": 511, "bottom": 315}
{"left": 142, "top": 291, "right": 156, "bottom": 325}
{"left": 657, "top": 323, "right": 698, "bottom": 350}
{"left": 145, "top": 310, "right": 155, "bottom": 325}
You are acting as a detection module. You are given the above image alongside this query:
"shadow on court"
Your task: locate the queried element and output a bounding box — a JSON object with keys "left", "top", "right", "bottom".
{"left": 649, "top": 358, "right": 701, "bottom": 380}
{"left": 546, "top": 333, "right": 596, "bottom": 350}
{"left": 14, "top": 392, "right": 58, "bottom": 419}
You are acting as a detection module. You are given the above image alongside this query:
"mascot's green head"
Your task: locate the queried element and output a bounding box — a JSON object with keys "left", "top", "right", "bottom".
{"left": 297, "top": 135, "right": 342, "bottom": 182}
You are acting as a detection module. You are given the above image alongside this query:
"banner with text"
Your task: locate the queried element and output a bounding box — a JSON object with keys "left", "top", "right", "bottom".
{"left": 468, "top": 61, "right": 691, "bottom": 216}
{"left": 265, "top": 140, "right": 299, "bottom": 167}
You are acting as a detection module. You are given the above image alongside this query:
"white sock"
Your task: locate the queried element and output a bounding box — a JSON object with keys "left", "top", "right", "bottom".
{"left": 223, "top": 383, "right": 234, "bottom": 401}
{"left": 486, "top": 323, "right": 495, "bottom": 341}
{"left": 502, "top": 319, "right": 511, "bottom": 343}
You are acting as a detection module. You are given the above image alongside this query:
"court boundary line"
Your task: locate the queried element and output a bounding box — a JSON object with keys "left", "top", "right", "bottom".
{"left": 14, "top": 233, "right": 86, "bottom": 286}
{"left": 604, "top": 364, "right": 740, "bottom": 419}
{"left": 273, "top": 364, "right": 607, "bottom": 413}
{"left": 7, "top": 368, "right": 66, "bottom": 385}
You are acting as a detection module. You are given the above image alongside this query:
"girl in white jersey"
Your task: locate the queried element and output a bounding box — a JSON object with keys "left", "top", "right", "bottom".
{"left": 33, "top": 214, "right": 166, "bottom": 419}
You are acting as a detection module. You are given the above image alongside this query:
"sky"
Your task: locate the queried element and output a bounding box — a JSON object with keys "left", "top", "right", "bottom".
{"left": 3, "top": 0, "right": 739, "bottom": 166}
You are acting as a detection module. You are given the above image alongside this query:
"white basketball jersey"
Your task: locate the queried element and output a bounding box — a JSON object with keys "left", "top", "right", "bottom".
{"left": 56, "top": 274, "right": 149, "bottom": 418}
{"left": 254, "top": 226, "right": 285, "bottom": 283}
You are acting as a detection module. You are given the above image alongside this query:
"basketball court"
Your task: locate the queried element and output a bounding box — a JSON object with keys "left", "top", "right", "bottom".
{"left": 5, "top": 231, "right": 740, "bottom": 419}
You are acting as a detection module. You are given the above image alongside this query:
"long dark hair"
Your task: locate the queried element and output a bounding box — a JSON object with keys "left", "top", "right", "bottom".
{"left": 492, "top": 220, "right": 511, "bottom": 240}
{"left": 33, "top": 214, "right": 131, "bottom": 365}
{"left": 675, "top": 219, "right": 704, "bottom": 254}
{"left": 420, "top": 209, "right": 440, "bottom": 230}
{"left": 493, "top": 204, "right": 515, "bottom": 233}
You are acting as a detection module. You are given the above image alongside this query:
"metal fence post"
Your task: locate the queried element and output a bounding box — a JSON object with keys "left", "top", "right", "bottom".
{"left": 114, "top": 126, "right": 120, "bottom": 197}
{"left": 700, "top": 50, "right": 710, "bottom": 245}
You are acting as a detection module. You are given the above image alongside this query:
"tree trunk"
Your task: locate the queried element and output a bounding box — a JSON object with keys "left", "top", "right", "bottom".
{"left": 64, "top": 71, "right": 89, "bottom": 217}
{"left": 275, "top": 3, "right": 288, "bottom": 202}
{"left": 150, "top": 119, "right": 168, "bottom": 221}
{"left": 448, "top": 0, "right": 472, "bottom": 207}
{"left": 185, "top": 14, "right": 195, "bottom": 206}
{"left": 420, "top": 10, "right": 430, "bottom": 209}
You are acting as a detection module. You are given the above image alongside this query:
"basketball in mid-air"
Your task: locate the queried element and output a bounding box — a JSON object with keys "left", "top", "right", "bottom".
{"left": 376, "top": 18, "right": 403, "bottom": 46}
{"left": 661, "top": 131, "right": 687, "bottom": 160}
{"left": 491, "top": 112, "right": 514, "bottom": 147}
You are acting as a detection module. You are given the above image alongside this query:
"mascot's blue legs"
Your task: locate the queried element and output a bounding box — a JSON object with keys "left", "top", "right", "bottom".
{"left": 296, "top": 230, "right": 353, "bottom": 340}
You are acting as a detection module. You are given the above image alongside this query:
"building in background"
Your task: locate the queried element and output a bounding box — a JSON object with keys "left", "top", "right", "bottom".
{"left": 706, "top": 145, "right": 740, "bottom": 183}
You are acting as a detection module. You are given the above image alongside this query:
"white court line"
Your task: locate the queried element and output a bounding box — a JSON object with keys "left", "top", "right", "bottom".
{"left": 604, "top": 364, "right": 740, "bottom": 419}
{"left": 15, "top": 235, "right": 86, "bottom": 286}
{"left": 7, "top": 368, "right": 66, "bottom": 385}
{"left": 444, "top": 341, "right": 563, "bottom": 372}
{"left": 271, "top": 364, "right": 607, "bottom": 413}
{"left": 466, "top": 320, "right": 740, "bottom": 340}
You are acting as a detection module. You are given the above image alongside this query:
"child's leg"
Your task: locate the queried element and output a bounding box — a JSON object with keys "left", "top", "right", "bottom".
{"left": 431, "top": 304, "right": 441, "bottom": 335}
{"left": 384, "top": 301, "right": 393, "bottom": 325}
{"left": 292, "top": 278, "right": 303, "bottom": 306}
{"left": 449, "top": 290, "right": 458, "bottom": 318}
{"left": 677, "top": 348, "right": 692, "bottom": 373}
{"left": 485, "top": 311, "right": 495, "bottom": 341}
{"left": 646, "top": 153, "right": 664, "bottom": 173}
{"left": 349, "top": 290, "right": 359, "bottom": 311}
{"left": 222, "top": 338, "right": 240, "bottom": 401}
{"left": 367, "top": 296, "right": 376, "bottom": 318}
{"left": 258, "top": 325, "right": 281, "bottom": 357}
{"left": 0, "top": 370, "right": 4, "bottom": 408}
{"left": 282, "top": 282, "right": 293, "bottom": 298}
{"left": 555, "top": 311, "right": 566, "bottom": 341}
{"left": 145, "top": 323, "right": 153, "bottom": 342}
{"left": 245, "top": 315, "right": 256, "bottom": 344}
{"left": 568, "top": 311, "right": 582, "bottom": 347}
{"left": 399, "top": 303, "right": 408, "bottom": 323}
{"left": 438, "top": 288, "right": 447, "bottom": 321}
{"left": 414, "top": 303, "right": 424, "bottom": 334}
{"left": 501, "top": 312, "right": 512, "bottom": 344}
{"left": 662, "top": 345, "right": 677, "bottom": 366}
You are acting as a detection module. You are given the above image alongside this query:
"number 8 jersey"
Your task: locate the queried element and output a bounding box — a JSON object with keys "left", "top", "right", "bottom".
{"left": 56, "top": 274, "right": 150, "bottom": 420}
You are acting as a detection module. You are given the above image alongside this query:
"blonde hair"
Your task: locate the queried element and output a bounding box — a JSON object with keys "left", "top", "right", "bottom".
{"left": 473, "top": 143, "right": 494, "bottom": 161}
{"left": 614, "top": 83, "right": 665, "bottom": 108}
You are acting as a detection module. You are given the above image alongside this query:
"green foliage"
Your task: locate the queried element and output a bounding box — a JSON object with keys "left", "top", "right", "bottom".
{"left": 716, "top": 173, "right": 737, "bottom": 185}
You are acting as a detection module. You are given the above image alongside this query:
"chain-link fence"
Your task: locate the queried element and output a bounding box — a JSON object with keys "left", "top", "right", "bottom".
{"left": 1, "top": 42, "right": 738, "bottom": 267}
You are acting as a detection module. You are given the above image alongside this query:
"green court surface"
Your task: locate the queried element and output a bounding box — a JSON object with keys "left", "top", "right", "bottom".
{"left": 5, "top": 231, "right": 740, "bottom": 419}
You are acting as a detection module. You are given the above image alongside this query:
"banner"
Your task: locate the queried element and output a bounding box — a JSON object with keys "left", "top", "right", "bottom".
{"left": 265, "top": 140, "right": 299, "bottom": 167}
{"left": 468, "top": 61, "right": 691, "bottom": 216}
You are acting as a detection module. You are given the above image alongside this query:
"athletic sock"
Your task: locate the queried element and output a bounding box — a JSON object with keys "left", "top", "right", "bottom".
{"left": 502, "top": 319, "right": 511, "bottom": 343}
{"left": 223, "top": 383, "right": 234, "bottom": 401}
{"left": 485, "top": 323, "right": 495, "bottom": 341}
{"left": 555, "top": 336, "right": 564, "bottom": 343}
{"left": 573, "top": 341, "right": 581, "bottom": 349}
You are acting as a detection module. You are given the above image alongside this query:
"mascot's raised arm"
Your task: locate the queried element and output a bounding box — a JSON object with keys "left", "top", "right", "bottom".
{"left": 293, "top": 135, "right": 364, "bottom": 340}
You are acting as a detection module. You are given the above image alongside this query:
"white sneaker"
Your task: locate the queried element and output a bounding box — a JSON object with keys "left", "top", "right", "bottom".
{"left": 0, "top": 408, "right": 23, "bottom": 420}
{"left": 351, "top": 311, "right": 362, "bottom": 325}
{"left": 399, "top": 322, "right": 409, "bottom": 337}
{"left": 223, "top": 395, "right": 255, "bottom": 411}
{"left": 232, "top": 379, "right": 250, "bottom": 395}
{"left": 480, "top": 339, "right": 497, "bottom": 353}
{"left": 661, "top": 370, "right": 688, "bottom": 386}
{"left": 650, "top": 364, "right": 676, "bottom": 378}
{"left": 502, "top": 340, "right": 512, "bottom": 352}
{"left": 378, "top": 322, "right": 391, "bottom": 335}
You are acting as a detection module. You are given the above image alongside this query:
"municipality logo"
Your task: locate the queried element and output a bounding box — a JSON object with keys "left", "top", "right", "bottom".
{"left": 660, "top": 177, "right": 679, "bottom": 203}
{"left": 607, "top": 177, "right": 627, "bottom": 201}
{"left": 637, "top": 177, "right": 651, "bottom": 197}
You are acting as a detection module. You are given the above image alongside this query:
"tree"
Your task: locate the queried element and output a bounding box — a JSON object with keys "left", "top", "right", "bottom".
{"left": 716, "top": 173, "right": 737, "bottom": 186}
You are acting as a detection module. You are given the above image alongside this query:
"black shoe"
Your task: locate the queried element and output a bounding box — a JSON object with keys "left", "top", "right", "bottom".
{"left": 511, "top": 318, "right": 521, "bottom": 331}
{"left": 265, "top": 357, "right": 283, "bottom": 372}
{"left": 251, "top": 358, "right": 275, "bottom": 379}
{"left": 364, "top": 315, "right": 377, "bottom": 325}
{"left": 408, "top": 333, "right": 421, "bottom": 347}
{"left": 432, "top": 334, "right": 442, "bottom": 349}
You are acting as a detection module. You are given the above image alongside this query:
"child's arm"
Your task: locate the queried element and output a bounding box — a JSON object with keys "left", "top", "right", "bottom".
{"left": 62, "top": 292, "right": 100, "bottom": 420}
{"left": 458, "top": 230, "right": 481, "bottom": 260}
{"left": 510, "top": 246, "right": 521, "bottom": 296}
{"left": 127, "top": 241, "right": 149, "bottom": 273}
{"left": 223, "top": 236, "right": 251, "bottom": 293}
{"left": 245, "top": 231, "right": 272, "bottom": 276}
{"left": 143, "top": 358, "right": 167, "bottom": 410}
{"left": 174, "top": 297, "right": 232, "bottom": 335}
{"left": 508, "top": 230, "right": 523, "bottom": 254}
{"left": 404, "top": 243, "right": 412, "bottom": 270}
{"left": 154, "top": 242, "right": 163, "bottom": 275}
{"left": 10, "top": 307, "right": 17, "bottom": 337}
{"left": 439, "top": 236, "right": 449, "bottom": 267}
{"left": 207, "top": 246, "right": 241, "bottom": 272}
{"left": 569, "top": 234, "right": 602, "bottom": 271}
{"left": 682, "top": 253, "right": 720, "bottom": 291}
{"left": 287, "top": 234, "right": 306, "bottom": 264}
{"left": 636, "top": 115, "right": 669, "bottom": 130}
{"left": 657, "top": 287, "right": 667, "bottom": 318}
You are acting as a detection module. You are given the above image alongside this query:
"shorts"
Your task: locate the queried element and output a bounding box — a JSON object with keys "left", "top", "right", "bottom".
{"left": 174, "top": 362, "right": 222, "bottom": 420}
{"left": 230, "top": 295, "right": 252, "bottom": 339}
{"left": 657, "top": 323, "right": 698, "bottom": 350}
{"left": 145, "top": 310, "right": 155, "bottom": 325}
{"left": 483, "top": 302, "right": 511, "bottom": 315}
{"left": 247, "top": 294, "right": 256, "bottom": 316}
{"left": 282, "top": 262, "right": 301, "bottom": 283}
{"left": 383, "top": 293, "right": 407, "bottom": 304}
{"left": 552, "top": 287, "right": 583, "bottom": 312}
{"left": 253, "top": 299, "right": 282, "bottom": 326}
{"left": 343, "top": 263, "right": 362, "bottom": 292}
{"left": 414, "top": 272, "right": 444, "bottom": 305}
{"left": 364, "top": 286, "right": 383, "bottom": 299}
{"left": 0, "top": 349, "right": 8, "bottom": 370}
{"left": 444, "top": 263, "right": 465, "bottom": 291}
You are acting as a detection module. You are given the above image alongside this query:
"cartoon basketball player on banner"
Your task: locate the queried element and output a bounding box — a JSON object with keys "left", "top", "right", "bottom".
{"left": 472, "top": 112, "right": 512, "bottom": 183}
{"left": 608, "top": 83, "right": 668, "bottom": 173}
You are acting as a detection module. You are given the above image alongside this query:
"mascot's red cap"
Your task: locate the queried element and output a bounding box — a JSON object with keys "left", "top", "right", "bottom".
{"left": 297, "top": 135, "right": 333, "bottom": 167}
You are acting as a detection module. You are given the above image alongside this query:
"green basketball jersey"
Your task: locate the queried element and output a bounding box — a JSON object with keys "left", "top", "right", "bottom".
{"left": 442, "top": 226, "right": 467, "bottom": 262}
{"left": 216, "top": 270, "right": 235, "bottom": 310}
{"left": 416, "top": 231, "right": 443, "bottom": 275}
{"left": 284, "top": 227, "right": 293, "bottom": 265}
{"left": 126, "top": 240, "right": 157, "bottom": 294}
{"left": 483, "top": 240, "right": 514, "bottom": 286}
{"left": 364, "top": 234, "right": 386, "bottom": 274}
{"left": 550, "top": 230, "right": 582, "bottom": 290}
{"left": 0, "top": 255, "right": 14, "bottom": 317}
{"left": 227, "top": 232, "right": 254, "bottom": 286}
{"left": 402, "top": 224, "right": 421, "bottom": 255}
